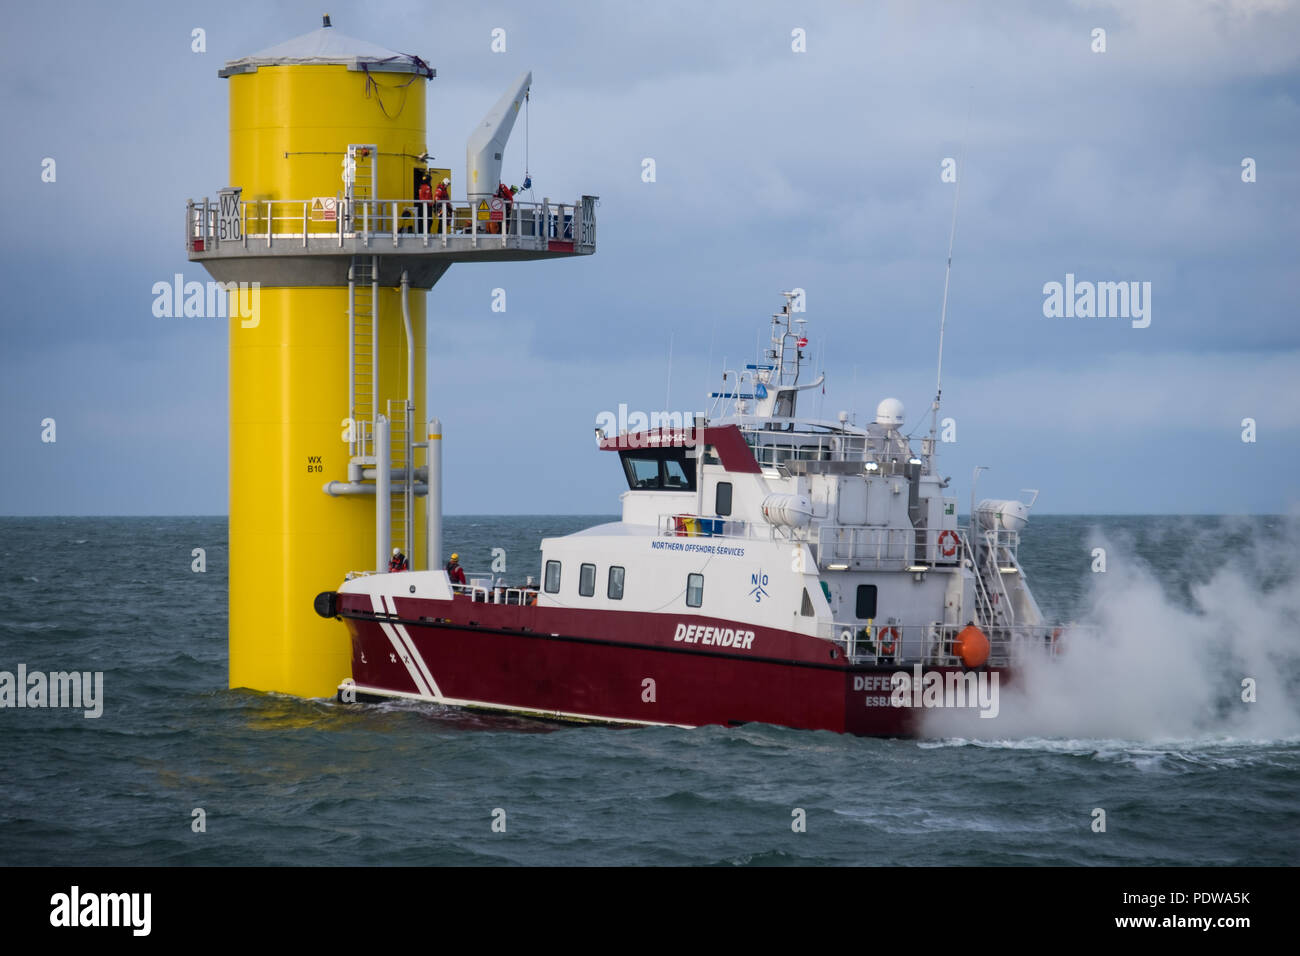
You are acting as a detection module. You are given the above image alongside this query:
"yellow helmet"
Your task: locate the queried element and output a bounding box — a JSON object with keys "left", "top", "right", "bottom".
{"left": 450, "top": 553, "right": 459, "bottom": 562}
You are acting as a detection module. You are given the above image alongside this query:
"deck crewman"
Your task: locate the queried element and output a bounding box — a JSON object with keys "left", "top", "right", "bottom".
{"left": 417, "top": 173, "right": 432, "bottom": 234}
{"left": 445, "top": 552, "right": 466, "bottom": 585}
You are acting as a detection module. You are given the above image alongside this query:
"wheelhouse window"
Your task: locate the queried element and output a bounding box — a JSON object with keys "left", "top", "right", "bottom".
{"left": 544, "top": 560, "right": 562, "bottom": 594}
{"left": 579, "top": 563, "right": 596, "bottom": 597}
{"left": 715, "top": 481, "right": 732, "bottom": 516}
{"left": 619, "top": 446, "right": 696, "bottom": 492}
{"left": 608, "top": 566, "right": 625, "bottom": 600}
{"left": 855, "top": 584, "right": 878, "bottom": 619}
{"left": 686, "top": 573, "right": 704, "bottom": 608}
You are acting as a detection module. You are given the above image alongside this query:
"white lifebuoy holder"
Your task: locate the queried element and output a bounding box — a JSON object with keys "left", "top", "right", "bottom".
{"left": 938, "top": 529, "right": 960, "bottom": 558}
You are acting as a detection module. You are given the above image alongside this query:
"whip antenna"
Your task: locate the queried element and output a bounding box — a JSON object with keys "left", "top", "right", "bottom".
{"left": 926, "top": 96, "right": 972, "bottom": 468}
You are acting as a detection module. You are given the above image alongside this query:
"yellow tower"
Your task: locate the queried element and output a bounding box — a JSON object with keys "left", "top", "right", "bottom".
{"left": 188, "top": 18, "right": 596, "bottom": 699}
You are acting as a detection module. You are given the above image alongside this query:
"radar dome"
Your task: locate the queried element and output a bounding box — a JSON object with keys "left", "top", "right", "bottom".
{"left": 875, "top": 398, "right": 905, "bottom": 427}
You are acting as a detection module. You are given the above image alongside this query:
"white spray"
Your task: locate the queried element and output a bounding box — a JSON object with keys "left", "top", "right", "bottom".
{"left": 921, "top": 520, "right": 1300, "bottom": 742}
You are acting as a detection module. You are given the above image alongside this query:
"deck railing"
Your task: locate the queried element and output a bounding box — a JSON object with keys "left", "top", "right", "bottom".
{"left": 657, "top": 513, "right": 767, "bottom": 541}
{"left": 186, "top": 194, "right": 597, "bottom": 254}
{"left": 834, "top": 620, "right": 1085, "bottom": 667}
{"left": 450, "top": 582, "right": 539, "bottom": 605}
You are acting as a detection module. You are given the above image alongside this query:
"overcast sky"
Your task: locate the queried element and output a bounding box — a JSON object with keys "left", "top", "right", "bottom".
{"left": 2, "top": 0, "right": 1297, "bottom": 515}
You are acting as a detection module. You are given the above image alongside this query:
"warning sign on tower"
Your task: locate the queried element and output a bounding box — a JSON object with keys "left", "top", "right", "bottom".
{"left": 476, "top": 199, "right": 490, "bottom": 222}
{"left": 311, "top": 197, "right": 338, "bottom": 221}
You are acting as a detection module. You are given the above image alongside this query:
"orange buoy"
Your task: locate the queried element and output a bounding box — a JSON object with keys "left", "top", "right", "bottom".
{"left": 953, "top": 624, "right": 990, "bottom": 668}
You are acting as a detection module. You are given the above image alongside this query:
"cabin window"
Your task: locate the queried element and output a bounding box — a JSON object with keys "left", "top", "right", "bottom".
{"left": 579, "top": 563, "right": 596, "bottom": 597}
{"left": 855, "top": 584, "right": 878, "bottom": 619}
{"left": 544, "top": 560, "right": 561, "bottom": 594}
{"left": 801, "top": 587, "right": 814, "bottom": 617}
{"left": 715, "top": 481, "right": 733, "bottom": 516}
{"left": 608, "top": 566, "right": 625, "bottom": 600}
{"left": 619, "top": 446, "right": 696, "bottom": 492}
{"left": 663, "top": 458, "right": 691, "bottom": 489}
{"left": 686, "top": 573, "right": 704, "bottom": 608}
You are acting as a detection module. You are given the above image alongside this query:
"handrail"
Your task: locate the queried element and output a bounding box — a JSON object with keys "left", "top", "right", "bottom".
{"left": 963, "top": 532, "right": 996, "bottom": 626}
{"left": 657, "top": 513, "right": 767, "bottom": 541}
{"left": 450, "top": 582, "right": 539, "bottom": 606}
{"left": 816, "top": 525, "right": 913, "bottom": 569}
{"left": 186, "top": 195, "right": 596, "bottom": 254}
{"left": 834, "top": 618, "right": 1095, "bottom": 667}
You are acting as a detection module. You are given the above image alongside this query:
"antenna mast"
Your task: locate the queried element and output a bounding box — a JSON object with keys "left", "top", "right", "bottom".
{"left": 926, "top": 128, "right": 967, "bottom": 469}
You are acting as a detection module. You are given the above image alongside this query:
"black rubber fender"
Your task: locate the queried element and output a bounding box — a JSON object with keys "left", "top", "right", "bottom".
{"left": 314, "top": 591, "right": 339, "bottom": 619}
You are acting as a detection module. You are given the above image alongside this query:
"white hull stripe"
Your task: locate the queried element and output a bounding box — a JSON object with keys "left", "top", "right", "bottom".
{"left": 370, "top": 594, "right": 432, "bottom": 697}
{"left": 379, "top": 594, "right": 443, "bottom": 698}
{"left": 343, "top": 682, "right": 693, "bottom": 729}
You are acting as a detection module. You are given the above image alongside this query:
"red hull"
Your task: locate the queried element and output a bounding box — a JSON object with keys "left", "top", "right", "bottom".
{"left": 334, "top": 592, "right": 1005, "bottom": 737}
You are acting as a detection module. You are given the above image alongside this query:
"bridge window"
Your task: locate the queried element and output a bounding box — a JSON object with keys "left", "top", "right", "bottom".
{"left": 715, "top": 481, "right": 732, "bottom": 516}
{"left": 579, "top": 563, "right": 596, "bottom": 597}
{"left": 544, "top": 560, "right": 561, "bottom": 594}
{"left": 619, "top": 446, "right": 696, "bottom": 492}
{"left": 855, "top": 584, "right": 878, "bottom": 619}
{"left": 686, "top": 573, "right": 704, "bottom": 608}
{"left": 608, "top": 566, "right": 625, "bottom": 600}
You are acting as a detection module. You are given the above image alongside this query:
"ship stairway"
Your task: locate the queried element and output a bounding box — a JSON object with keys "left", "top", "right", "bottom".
{"left": 387, "top": 398, "right": 414, "bottom": 560}
{"left": 966, "top": 532, "right": 1015, "bottom": 631}
{"left": 348, "top": 254, "right": 379, "bottom": 464}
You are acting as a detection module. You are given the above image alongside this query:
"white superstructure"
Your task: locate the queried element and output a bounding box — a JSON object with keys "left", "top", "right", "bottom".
{"left": 534, "top": 293, "right": 1055, "bottom": 666}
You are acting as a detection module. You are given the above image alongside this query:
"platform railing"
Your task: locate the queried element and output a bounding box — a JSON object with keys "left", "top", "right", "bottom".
{"left": 833, "top": 620, "right": 1086, "bottom": 667}
{"left": 450, "top": 582, "right": 540, "bottom": 605}
{"left": 816, "top": 525, "right": 914, "bottom": 569}
{"left": 186, "top": 195, "right": 596, "bottom": 254}
{"left": 657, "top": 514, "right": 766, "bottom": 541}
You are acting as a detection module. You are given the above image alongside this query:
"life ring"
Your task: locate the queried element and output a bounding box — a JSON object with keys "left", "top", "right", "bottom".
{"left": 938, "top": 529, "right": 960, "bottom": 558}
{"left": 878, "top": 626, "right": 898, "bottom": 657}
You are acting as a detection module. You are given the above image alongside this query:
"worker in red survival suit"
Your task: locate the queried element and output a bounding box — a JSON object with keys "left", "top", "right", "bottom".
{"left": 445, "top": 552, "right": 466, "bottom": 585}
{"left": 417, "top": 173, "right": 432, "bottom": 234}
{"left": 434, "top": 177, "right": 451, "bottom": 232}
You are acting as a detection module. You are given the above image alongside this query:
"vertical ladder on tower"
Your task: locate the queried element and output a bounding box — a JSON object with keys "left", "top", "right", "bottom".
{"left": 387, "top": 398, "right": 414, "bottom": 561}
{"left": 348, "top": 254, "right": 379, "bottom": 463}
{"left": 345, "top": 144, "right": 377, "bottom": 233}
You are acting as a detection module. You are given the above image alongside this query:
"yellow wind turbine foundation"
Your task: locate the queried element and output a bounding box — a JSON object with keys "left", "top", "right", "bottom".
{"left": 186, "top": 17, "right": 597, "bottom": 698}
